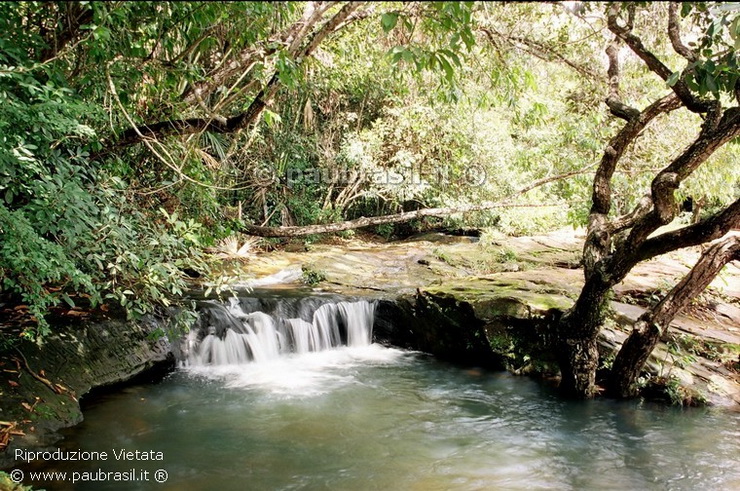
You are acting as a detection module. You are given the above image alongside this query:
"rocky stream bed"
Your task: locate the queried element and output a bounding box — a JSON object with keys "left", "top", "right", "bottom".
{"left": 1, "top": 228, "right": 739, "bottom": 467}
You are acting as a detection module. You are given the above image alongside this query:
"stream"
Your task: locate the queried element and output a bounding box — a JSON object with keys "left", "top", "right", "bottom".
{"left": 19, "top": 295, "right": 740, "bottom": 490}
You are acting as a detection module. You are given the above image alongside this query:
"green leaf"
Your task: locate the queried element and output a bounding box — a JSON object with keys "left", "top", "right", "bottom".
{"left": 438, "top": 54, "right": 455, "bottom": 81}
{"left": 666, "top": 71, "right": 681, "bottom": 87}
{"left": 705, "top": 73, "right": 718, "bottom": 94}
{"left": 381, "top": 12, "right": 399, "bottom": 33}
{"left": 264, "top": 109, "right": 282, "bottom": 128}
{"left": 62, "top": 293, "right": 75, "bottom": 308}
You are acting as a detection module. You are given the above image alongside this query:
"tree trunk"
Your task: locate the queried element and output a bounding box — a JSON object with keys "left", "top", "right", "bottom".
{"left": 555, "top": 4, "right": 740, "bottom": 402}
{"left": 554, "top": 277, "right": 611, "bottom": 398}
{"left": 608, "top": 235, "right": 740, "bottom": 398}
{"left": 607, "top": 317, "right": 660, "bottom": 398}
{"left": 557, "top": 335, "right": 600, "bottom": 398}
{"left": 241, "top": 165, "right": 595, "bottom": 237}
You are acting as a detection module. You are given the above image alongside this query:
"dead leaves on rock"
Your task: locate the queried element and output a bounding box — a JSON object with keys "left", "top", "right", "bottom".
{"left": 0, "top": 421, "right": 26, "bottom": 452}
{"left": 20, "top": 398, "right": 39, "bottom": 413}
{"left": 11, "top": 354, "right": 74, "bottom": 398}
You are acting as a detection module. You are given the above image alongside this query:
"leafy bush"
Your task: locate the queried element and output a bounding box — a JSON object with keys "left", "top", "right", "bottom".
{"left": 301, "top": 265, "right": 327, "bottom": 286}
{"left": 0, "top": 45, "right": 208, "bottom": 340}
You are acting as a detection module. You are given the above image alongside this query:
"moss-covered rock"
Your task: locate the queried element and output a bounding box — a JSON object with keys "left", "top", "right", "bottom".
{"left": 0, "top": 316, "right": 173, "bottom": 468}
{"left": 0, "top": 471, "right": 34, "bottom": 490}
{"left": 416, "top": 278, "right": 568, "bottom": 376}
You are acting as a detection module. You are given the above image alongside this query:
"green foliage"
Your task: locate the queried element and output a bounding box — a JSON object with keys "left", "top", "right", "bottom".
{"left": 148, "top": 305, "right": 199, "bottom": 341}
{"left": 301, "top": 265, "right": 327, "bottom": 286}
{"left": 660, "top": 375, "right": 707, "bottom": 407}
{"left": 678, "top": 3, "right": 740, "bottom": 99}
{"left": 1, "top": 1, "right": 739, "bottom": 343}
{"left": 384, "top": 2, "right": 476, "bottom": 94}
{"left": 0, "top": 204, "right": 96, "bottom": 337}
{"left": 0, "top": 25, "right": 209, "bottom": 339}
{"left": 493, "top": 247, "right": 519, "bottom": 263}
{"left": 0, "top": 471, "right": 34, "bottom": 491}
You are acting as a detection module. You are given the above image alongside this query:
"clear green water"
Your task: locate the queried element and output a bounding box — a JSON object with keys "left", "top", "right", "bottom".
{"left": 29, "top": 346, "right": 740, "bottom": 490}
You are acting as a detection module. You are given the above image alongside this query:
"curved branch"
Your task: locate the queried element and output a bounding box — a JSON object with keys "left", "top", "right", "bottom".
{"left": 607, "top": 3, "right": 712, "bottom": 114}
{"left": 584, "top": 89, "right": 681, "bottom": 276}
{"left": 605, "top": 193, "right": 653, "bottom": 234}
{"left": 636, "top": 198, "right": 740, "bottom": 262}
{"left": 182, "top": 2, "right": 327, "bottom": 104}
{"left": 605, "top": 39, "right": 640, "bottom": 121}
{"left": 621, "top": 120, "right": 740, "bottom": 252}
{"left": 591, "top": 92, "right": 681, "bottom": 217}
{"left": 298, "top": 2, "right": 363, "bottom": 60}
{"left": 668, "top": 2, "right": 697, "bottom": 62}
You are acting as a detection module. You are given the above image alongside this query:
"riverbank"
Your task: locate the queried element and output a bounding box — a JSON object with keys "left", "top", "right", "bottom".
{"left": 1, "top": 227, "right": 738, "bottom": 465}
{"left": 0, "top": 313, "right": 173, "bottom": 468}
{"left": 241, "top": 227, "right": 740, "bottom": 407}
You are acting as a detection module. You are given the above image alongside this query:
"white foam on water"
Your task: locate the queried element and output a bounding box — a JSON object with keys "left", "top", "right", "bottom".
{"left": 186, "top": 344, "right": 411, "bottom": 397}
{"left": 182, "top": 298, "right": 415, "bottom": 397}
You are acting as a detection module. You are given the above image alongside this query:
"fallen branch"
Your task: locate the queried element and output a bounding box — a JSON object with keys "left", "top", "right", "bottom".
{"left": 245, "top": 202, "right": 575, "bottom": 237}
{"left": 14, "top": 349, "right": 71, "bottom": 397}
{"left": 242, "top": 162, "right": 595, "bottom": 237}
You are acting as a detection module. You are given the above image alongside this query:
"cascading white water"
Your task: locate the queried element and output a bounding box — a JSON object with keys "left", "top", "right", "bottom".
{"left": 184, "top": 297, "right": 376, "bottom": 366}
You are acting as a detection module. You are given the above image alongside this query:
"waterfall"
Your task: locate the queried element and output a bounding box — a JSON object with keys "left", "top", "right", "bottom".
{"left": 182, "top": 296, "right": 376, "bottom": 366}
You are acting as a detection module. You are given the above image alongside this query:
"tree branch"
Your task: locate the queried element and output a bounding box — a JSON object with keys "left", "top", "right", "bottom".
{"left": 108, "top": 2, "right": 364, "bottom": 153}
{"left": 667, "top": 2, "right": 697, "bottom": 62}
{"left": 242, "top": 163, "right": 595, "bottom": 237}
{"left": 605, "top": 38, "right": 640, "bottom": 121}
{"left": 605, "top": 193, "right": 653, "bottom": 234}
{"left": 39, "top": 3, "right": 93, "bottom": 63}
{"left": 607, "top": 3, "right": 712, "bottom": 114}
{"left": 609, "top": 233, "right": 740, "bottom": 397}
{"left": 636, "top": 198, "right": 740, "bottom": 262}
{"left": 181, "top": 2, "right": 320, "bottom": 104}
{"left": 616, "top": 104, "right": 740, "bottom": 252}
{"left": 591, "top": 92, "right": 681, "bottom": 217}
{"left": 647, "top": 234, "right": 740, "bottom": 328}
{"left": 298, "top": 2, "right": 363, "bottom": 61}
{"left": 479, "top": 27, "right": 601, "bottom": 81}
{"left": 242, "top": 202, "right": 568, "bottom": 237}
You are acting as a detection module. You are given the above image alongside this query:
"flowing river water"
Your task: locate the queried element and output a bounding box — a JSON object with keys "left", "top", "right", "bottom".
{"left": 21, "top": 296, "right": 740, "bottom": 490}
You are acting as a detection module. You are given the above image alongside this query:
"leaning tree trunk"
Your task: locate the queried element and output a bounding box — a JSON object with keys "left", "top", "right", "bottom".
{"left": 608, "top": 235, "right": 740, "bottom": 398}
{"left": 242, "top": 201, "right": 562, "bottom": 237}
{"left": 240, "top": 165, "right": 594, "bottom": 237}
